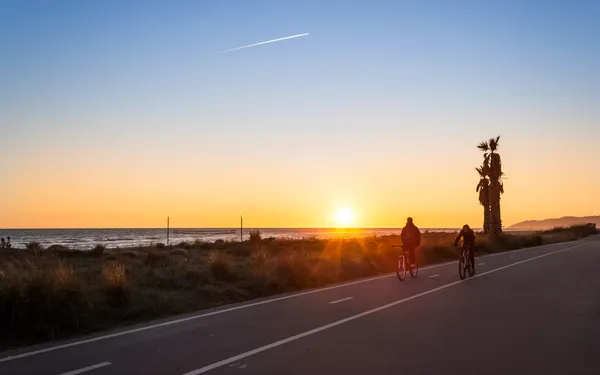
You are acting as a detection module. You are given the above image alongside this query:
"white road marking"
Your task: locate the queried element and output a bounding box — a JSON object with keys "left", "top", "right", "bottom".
{"left": 481, "top": 240, "right": 574, "bottom": 259}
{"left": 329, "top": 297, "right": 354, "bottom": 304}
{"left": 0, "top": 261, "right": 452, "bottom": 363}
{"left": 428, "top": 274, "right": 440, "bottom": 279}
{"left": 59, "top": 362, "right": 111, "bottom": 375}
{"left": 478, "top": 263, "right": 486, "bottom": 266}
{"left": 0, "top": 241, "right": 578, "bottom": 363}
{"left": 180, "top": 244, "right": 586, "bottom": 375}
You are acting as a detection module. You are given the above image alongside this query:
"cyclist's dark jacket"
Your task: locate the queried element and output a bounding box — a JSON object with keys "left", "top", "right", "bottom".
{"left": 401, "top": 223, "right": 421, "bottom": 248}
{"left": 454, "top": 229, "right": 475, "bottom": 247}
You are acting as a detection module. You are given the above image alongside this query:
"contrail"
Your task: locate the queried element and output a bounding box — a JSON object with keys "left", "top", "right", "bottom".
{"left": 219, "top": 33, "right": 309, "bottom": 53}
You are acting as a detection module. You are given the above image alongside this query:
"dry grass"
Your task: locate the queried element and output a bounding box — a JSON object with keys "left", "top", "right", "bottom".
{"left": 0, "top": 225, "right": 596, "bottom": 348}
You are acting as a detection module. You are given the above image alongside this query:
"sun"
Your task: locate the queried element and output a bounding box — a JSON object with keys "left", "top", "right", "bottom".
{"left": 335, "top": 208, "right": 355, "bottom": 227}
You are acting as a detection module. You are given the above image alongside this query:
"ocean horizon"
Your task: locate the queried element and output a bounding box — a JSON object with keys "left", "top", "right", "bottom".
{"left": 0, "top": 227, "right": 484, "bottom": 250}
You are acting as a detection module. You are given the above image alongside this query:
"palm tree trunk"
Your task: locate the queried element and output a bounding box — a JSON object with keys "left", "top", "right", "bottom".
{"left": 483, "top": 204, "right": 491, "bottom": 234}
{"left": 489, "top": 183, "right": 502, "bottom": 235}
{"left": 495, "top": 199, "right": 502, "bottom": 233}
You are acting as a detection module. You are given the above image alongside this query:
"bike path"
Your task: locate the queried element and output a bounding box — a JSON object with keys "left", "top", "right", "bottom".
{"left": 0, "top": 240, "right": 595, "bottom": 375}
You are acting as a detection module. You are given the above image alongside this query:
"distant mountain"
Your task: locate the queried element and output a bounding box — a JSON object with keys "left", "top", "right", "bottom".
{"left": 509, "top": 216, "right": 600, "bottom": 230}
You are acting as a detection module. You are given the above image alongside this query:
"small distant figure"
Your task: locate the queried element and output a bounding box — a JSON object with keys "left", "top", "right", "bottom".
{"left": 454, "top": 224, "right": 476, "bottom": 265}
{"left": 6, "top": 236, "right": 11, "bottom": 248}
{"left": 1, "top": 237, "right": 5, "bottom": 249}
{"left": 401, "top": 217, "right": 421, "bottom": 267}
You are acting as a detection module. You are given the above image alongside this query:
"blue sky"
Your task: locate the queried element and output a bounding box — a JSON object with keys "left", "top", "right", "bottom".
{"left": 1, "top": 0, "right": 599, "bottom": 227}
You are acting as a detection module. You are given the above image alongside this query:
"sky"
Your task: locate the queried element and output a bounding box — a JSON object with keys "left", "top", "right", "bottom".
{"left": 1, "top": 0, "right": 599, "bottom": 229}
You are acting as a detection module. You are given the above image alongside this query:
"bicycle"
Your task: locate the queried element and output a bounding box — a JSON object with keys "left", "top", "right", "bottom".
{"left": 458, "top": 244, "right": 475, "bottom": 280}
{"left": 392, "top": 245, "right": 418, "bottom": 281}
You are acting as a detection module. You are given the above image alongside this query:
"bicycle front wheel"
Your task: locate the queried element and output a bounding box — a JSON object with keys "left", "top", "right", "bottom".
{"left": 397, "top": 255, "right": 407, "bottom": 281}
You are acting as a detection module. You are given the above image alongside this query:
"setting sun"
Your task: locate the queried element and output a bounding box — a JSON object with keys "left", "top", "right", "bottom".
{"left": 335, "top": 208, "right": 355, "bottom": 227}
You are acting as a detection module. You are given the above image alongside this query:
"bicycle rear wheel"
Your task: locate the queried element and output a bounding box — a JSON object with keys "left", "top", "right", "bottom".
{"left": 468, "top": 250, "right": 476, "bottom": 277}
{"left": 397, "top": 255, "right": 407, "bottom": 281}
{"left": 458, "top": 253, "right": 467, "bottom": 280}
{"left": 410, "top": 261, "right": 419, "bottom": 278}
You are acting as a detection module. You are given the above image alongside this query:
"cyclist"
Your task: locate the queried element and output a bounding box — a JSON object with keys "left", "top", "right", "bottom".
{"left": 401, "top": 217, "right": 421, "bottom": 267}
{"left": 454, "top": 224, "right": 476, "bottom": 266}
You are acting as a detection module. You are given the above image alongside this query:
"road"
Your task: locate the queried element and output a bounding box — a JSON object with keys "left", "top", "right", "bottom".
{"left": 1, "top": 236, "right": 599, "bottom": 375}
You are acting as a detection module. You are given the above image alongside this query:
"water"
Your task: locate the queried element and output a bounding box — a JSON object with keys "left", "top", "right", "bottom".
{"left": 0, "top": 228, "right": 465, "bottom": 250}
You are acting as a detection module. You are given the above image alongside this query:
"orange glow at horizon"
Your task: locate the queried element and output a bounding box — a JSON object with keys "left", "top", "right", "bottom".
{"left": 1, "top": 135, "right": 598, "bottom": 229}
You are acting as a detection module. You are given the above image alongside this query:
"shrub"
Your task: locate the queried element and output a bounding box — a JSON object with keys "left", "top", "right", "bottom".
{"left": 102, "top": 262, "right": 129, "bottom": 308}
{"left": 0, "top": 260, "right": 88, "bottom": 343}
{"left": 249, "top": 230, "right": 262, "bottom": 243}
{"left": 26, "top": 242, "right": 42, "bottom": 251}
{"left": 92, "top": 244, "right": 106, "bottom": 256}
{"left": 208, "top": 252, "right": 237, "bottom": 282}
{"left": 144, "top": 251, "right": 168, "bottom": 267}
{"left": 228, "top": 246, "right": 252, "bottom": 257}
{"left": 47, "top": 244, "right": 70, "bottom": 252}
{"left": 169, "top": 248, "right": 188, "bottom": 257}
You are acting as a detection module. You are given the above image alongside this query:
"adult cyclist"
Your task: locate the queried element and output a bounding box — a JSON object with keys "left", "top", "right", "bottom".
{"left": 401, "top": 217, "right": 421, "bottom": 267}
{"left": 454, "top": 224, "right": 476, "bottom": 266}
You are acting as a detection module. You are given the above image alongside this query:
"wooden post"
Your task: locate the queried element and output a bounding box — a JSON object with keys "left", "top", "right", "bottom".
{"left": 240, "top": 215, "right": 243, "bottom": 242}
{"left": 167, "top": 216, "right": 170, "bottom": 246}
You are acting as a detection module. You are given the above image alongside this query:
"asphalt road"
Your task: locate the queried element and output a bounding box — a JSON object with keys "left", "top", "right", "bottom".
{"left": 1, "top": 236, "right": 599, "bottom": 375}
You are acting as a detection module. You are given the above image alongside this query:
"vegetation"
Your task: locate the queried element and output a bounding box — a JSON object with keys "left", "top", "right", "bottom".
{"left": 477, "top": 136, "right": 504, "bottom": 236}
{"left": 475, "top": 164, "right": 491, "bottom": 233}
{"left": 0, "top": 225, "right": 596, "bottom": 349}
{"left": 249, "top": 230, "right": 262, "bottom": 243}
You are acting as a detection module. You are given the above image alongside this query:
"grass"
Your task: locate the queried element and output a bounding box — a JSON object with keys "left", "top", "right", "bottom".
{"left": 0, "top": 224, "right": 596, "bottom": 349}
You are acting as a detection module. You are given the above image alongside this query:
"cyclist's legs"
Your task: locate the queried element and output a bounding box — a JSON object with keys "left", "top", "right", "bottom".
{"left": 408, "top": 245, "right": 416, "bottom": 265}
{"left": 467, "top": 246, "right": 475, "bottom": 265}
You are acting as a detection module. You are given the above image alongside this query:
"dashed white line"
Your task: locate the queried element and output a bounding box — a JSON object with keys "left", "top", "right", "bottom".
{"left": 478, "top": 263, "right": 486, "bottom": 266}
{"left": 329, "top": 297, "right": 354, "bottom": 304}
{"left": 428, "top": 274, "right": 440, "bottom": 279}
{"left": 59, "top": 362, "right": 111, "bottom": 375}
{"left": 180, "top": 243, "right": 585, "bottom": 375}
{"left": 0, "top": 241, "right": 575, "bottom": 364}
{"left": 0, "top": 261, "right": 454, "bottom": 364}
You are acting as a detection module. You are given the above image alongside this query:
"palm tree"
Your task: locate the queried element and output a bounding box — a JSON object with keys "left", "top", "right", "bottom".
{"left": 477, "top": 136, "right": 504, "bottom": 236}
{"left": 475, "top": 163, "right": 491, "bottom": 234}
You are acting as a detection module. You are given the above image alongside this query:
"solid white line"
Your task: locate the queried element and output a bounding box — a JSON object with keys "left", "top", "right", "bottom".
{"left": 181, "top": 244, "right": 585, "bottom": 375}
{"left": 0, "top": 241, "right": 578, "bottom": 363}
{"left": 428, "top": 274, "right": 440, "bottom": 279}
{"left": 480, "top": 240, "right": 573, "bottom": 259}
{"left": 59, "top": 362, "right": 111, "bottom": 375}
{"left": 329, "top": 297, "right": 354, "bottom": 304}
{"left": 0, "top": 261, "right": 455, "bottom": 364}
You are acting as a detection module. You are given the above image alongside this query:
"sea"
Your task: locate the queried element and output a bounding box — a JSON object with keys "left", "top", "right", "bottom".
{"left": 0, "top": 228, "right": 467, "bottom": 250}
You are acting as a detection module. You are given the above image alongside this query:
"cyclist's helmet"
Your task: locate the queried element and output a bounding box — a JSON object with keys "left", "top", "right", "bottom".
{"left": 463, "top": 224, "right": 471, "bottom": 231}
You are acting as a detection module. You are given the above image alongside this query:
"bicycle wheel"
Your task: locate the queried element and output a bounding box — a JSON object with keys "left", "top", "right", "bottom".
{"left": 458, "top": 253, "right": 467, "bottom": 280}
{"left": 397, "top": 255, "right": 407, "bottom": 281}
{"left": 410, "top": 261, "right": 419, "bottom": 278}
{"left": 468, "top": 250, "right": 476, "bottom": 277}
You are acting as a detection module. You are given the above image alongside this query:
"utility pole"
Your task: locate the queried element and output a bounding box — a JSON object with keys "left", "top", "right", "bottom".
{"left": 167, "top": 216, "right": 170, "bottom": 246}
{"left": 240, "top": 215, "right": 243, "bottom": 242}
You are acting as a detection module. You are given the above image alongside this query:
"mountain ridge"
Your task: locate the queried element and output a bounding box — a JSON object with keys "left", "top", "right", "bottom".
{"left": 509, "top": 216, "right": 600, "bottom": 230}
